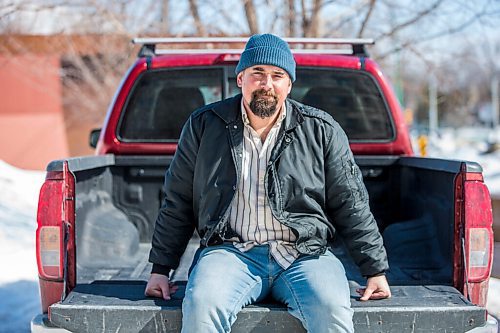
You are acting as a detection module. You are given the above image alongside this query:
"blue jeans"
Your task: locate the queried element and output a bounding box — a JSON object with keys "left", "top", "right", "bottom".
{"left": 181, "top": 243, "right": 354, "bottom": 333}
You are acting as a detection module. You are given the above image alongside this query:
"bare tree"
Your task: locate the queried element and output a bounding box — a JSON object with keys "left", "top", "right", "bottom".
{"left": 300, "top": 0, "right": 322, "bottom": 37}
{"left": 287, "top": 0, "right": 296, "bottom": 37}
{"left": 244, "top": 0, "right": 259, "bottom": 34}
{"left": 2, "top": 0, "right": 499, "bottom": 152}
{"left": 188, "top": 0, "right": 207, "bottom": 36}
{"left": 161, "top": 0, "right": 169, "bottom": 34}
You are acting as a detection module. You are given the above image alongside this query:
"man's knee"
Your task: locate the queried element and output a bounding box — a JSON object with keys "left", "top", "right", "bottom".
{"left": 183, "top": 284, "right": 229, "bottom": 315}
{"left": 182, "top": 286, "right": 234, "bottom": 332}
{"left": 302, "top": 302, "right": 354, "bottom": 333}
{"left": 278, "top": 275, "right": 353, "bottom": 333}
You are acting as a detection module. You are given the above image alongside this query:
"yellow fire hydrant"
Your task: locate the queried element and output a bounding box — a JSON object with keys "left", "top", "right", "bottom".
{"left": 417, "top": 135, "right": 428, "bottom": 157}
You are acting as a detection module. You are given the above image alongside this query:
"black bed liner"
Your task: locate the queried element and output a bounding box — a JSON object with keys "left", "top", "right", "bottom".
{"left": 49, "top": 281, "right": 485, "bottom": 333}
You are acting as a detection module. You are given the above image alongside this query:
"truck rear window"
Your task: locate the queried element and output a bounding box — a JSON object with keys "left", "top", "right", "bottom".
{"left": 118, "top": 68, "right": 223, "bottom": 141}
{"left": 118, "top": 66, "right": 393, "bottom": 142}
{"left": 293, "top": 69, "right": 393, "bottom": 140}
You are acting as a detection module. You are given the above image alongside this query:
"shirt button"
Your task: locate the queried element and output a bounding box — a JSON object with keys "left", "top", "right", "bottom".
{"left": 268, "top": 161, "right": 272, "bottom": 166}
{"left": 234, "top": 125, "right": 238, "bottom": 129}
{"left": 285, "top": 137, "right": 291, "bottom": 143}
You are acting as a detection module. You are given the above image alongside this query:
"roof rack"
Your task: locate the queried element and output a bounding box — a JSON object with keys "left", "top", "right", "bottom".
{"left": 132, "top": 37, "right": 375, "bottom": 58}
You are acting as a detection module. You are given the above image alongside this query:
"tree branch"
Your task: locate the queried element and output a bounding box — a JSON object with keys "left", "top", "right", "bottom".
{"left": 300, "top": 0, "right": 307, "bottom": 36}
{"left": 376, "top": 0, "right": 445, "bottom": 40}
{"left": 243, "top": 0, "right": 259, "bottom": 34}
{"left": 310, "top": 0, "right": 322, "bottom": 37}
{"left": 161, "top": 0, "right": 169, "bottom": 35}
{"left": 203, "top": 2, "right": 247, "bottom": 35}
{"left": 87, "top": 0, "right": 129, "bottom": 35}
{"left": 376, "top": 8, "right": 493, "bottom": 60}
{"left": 287, "top": 0, "right": 296, "bottom": 37}
{"left": 357, "top": 0, "right": 376, "bottom": 38}
{"left": 301, "top": 0, "right": 322, "bottom": 37}
{"left": 188, "top": 0, "right": 207, "bottom": 36}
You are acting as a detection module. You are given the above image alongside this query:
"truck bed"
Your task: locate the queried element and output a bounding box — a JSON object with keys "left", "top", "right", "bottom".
{"left": 45, "top": 155, "right": 489, "bottom": 332}
{"left": 71, "top": 154, "right": 466, "bottom": 286}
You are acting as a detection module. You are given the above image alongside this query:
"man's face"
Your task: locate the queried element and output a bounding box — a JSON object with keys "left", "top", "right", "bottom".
{"left": 237, "top": 64, "right": 292, "bottom": 119}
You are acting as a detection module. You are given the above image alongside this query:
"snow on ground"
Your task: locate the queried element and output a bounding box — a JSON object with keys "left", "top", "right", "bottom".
{"left": 489, "top": 278, "right": 500, "bottom": 318}
{"left": 0, "top": 127, "right": 499, "bottom": 332}
{"left": 0, "top": 160, "right": 44, "bottom": 283}
{"left": 0, "top": 160, "right": 45, "bottom": 333}
{"left": 420, "top": 127, "right": 500, "bottom": 199}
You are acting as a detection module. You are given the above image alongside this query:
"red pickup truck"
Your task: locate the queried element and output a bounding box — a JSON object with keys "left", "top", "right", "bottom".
{"left": 31, "top": 38, "right": 497, "bottom": 332}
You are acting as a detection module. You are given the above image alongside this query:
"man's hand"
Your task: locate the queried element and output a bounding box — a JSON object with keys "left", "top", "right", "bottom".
{"left": 145, "top": 273, "right": 178, "bottom": 300}
{"left": 357, "top": 275, "right": 391, "bottom": 301}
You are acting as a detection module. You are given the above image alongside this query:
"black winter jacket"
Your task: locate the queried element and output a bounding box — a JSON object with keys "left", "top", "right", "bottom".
{"left": 149, "top": 94, "right": 389, "bottom": 277}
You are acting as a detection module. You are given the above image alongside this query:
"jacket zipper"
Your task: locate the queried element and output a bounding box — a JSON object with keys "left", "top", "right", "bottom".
{"left": 201, "top": 122, "right": 241, "bottom": 245}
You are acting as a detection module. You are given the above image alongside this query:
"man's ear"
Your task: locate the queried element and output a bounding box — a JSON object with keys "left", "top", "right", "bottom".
{"left": 287, "top": 80, "right": 292, "bottom": 94}
{"left": 237, "top": 72, "right": 243, "bottom": 87}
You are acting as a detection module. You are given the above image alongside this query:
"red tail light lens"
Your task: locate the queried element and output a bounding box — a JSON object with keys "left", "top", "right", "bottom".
{"left": 464, "top": 179, "right": 493, "bottom": 283}
{"left": 36, "top": 176, "right": 64, "bottom": 281}
{"left": 36, "top": 162, "right": 75, "bottom": 313}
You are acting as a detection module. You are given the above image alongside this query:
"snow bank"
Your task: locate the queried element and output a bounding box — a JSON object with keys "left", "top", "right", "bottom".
{"left": 489, "top": 274, "right": 500, "bottom": 318}
{"left": 414, "top": 127, "right": 500, "bottom": 199}
{"left": 0, "top": 160, "right": 44, "bottom": 332}
{"left": 0, "top": 160, "right": 44, "bottom": 283}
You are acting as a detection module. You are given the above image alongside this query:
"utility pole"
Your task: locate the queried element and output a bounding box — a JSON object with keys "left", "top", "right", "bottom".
{"left": 429, "top": 75, "right": 438, "bottom": 135}
{"left": 492, "top": 76, "right": 499, "bottom": 130}
{"left": 394, "top": 50, "right": 404, "bottom": 106}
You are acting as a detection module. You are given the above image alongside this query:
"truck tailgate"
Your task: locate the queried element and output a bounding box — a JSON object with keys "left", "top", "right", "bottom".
{"left": 49, "top": 281, "right": 486, "bottom": 333}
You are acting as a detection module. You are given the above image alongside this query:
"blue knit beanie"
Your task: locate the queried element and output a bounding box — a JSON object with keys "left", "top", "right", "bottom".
{"left": 235, "top": 34, "right": 296, "bottom": 82}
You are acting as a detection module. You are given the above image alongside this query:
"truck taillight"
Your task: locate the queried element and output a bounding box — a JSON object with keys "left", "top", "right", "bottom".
{"left": 468, "top": 228, "right": 491, "bottom": 281}
{"left": 38, "top": 226, "right": 63, "bottom": 279}
{"left": 36, "top": 177, "right": 65, "bottom": 280}
{"left": 36, "top": 162, "right": 75, "bottom": 313}
{"left": 464, "top": 178, "right": 494, "bottom": 283}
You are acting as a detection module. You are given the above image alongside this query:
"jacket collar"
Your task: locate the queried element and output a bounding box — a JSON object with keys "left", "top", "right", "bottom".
{"left": 212, "top": 94, "right": 304, "bottom": 131}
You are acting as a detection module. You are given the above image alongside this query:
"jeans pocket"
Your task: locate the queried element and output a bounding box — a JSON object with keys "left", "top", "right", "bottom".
{"left": 188, "top": 246, "right": 205, "bottom": 278}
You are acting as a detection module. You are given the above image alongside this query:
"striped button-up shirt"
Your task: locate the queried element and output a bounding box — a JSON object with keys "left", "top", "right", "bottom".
{"left": 226, "top": 100, "right": 299, "bottom": 269}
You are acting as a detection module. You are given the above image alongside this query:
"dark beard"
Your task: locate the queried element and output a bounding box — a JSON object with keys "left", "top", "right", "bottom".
{"left": 249, "top": 89, "right": 279, "bottom": 119}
